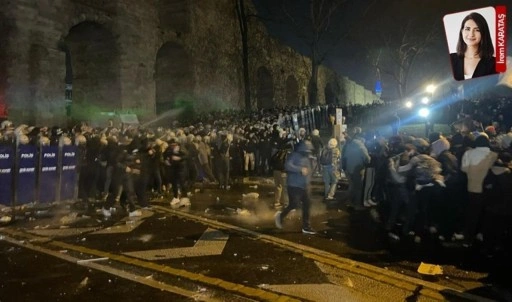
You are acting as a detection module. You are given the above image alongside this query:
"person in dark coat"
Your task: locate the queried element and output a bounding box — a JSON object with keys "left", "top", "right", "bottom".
{"left": 274, "top": 140, "right": 316, "bottom": 234}
{"left": 164, "top": 140, "right": 189, "bottom": 205}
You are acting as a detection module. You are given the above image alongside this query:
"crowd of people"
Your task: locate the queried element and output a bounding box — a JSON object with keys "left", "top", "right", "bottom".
{"left": 0, "top": 106, "right": 328, "bottom": 218}
{"left": 0, "top": 99, "right": 511, "bottom": 254}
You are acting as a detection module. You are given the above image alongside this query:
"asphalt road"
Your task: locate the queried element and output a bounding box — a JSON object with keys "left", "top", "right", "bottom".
{"left": 0, "top": 176, "right": 510, "bottom": 301}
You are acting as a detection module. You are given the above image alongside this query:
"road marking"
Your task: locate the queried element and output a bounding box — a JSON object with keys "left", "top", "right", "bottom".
{"left": 28, "top": 227, "right": 98, "bottom": 237}
{"left": 123, "top": 228, "right": 228, "bottom": 260}
{"left": 0, "top": 229, "right": 302, "bottom": 302}
{"left": 151, "top": 206, "right": 489, "bottom": 302}
{"left": 24, "top": 210, "right": 154, "bottom": 238}
{"left": 264, "top": 283, "right": 379, "bottom": 302}
{"left": 0, "top": 234, "right": 221, "bottom": 302}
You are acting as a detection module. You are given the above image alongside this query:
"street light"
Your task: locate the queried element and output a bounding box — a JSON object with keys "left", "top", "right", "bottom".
{"left": 421, "top": 97, "right": 429, "bottom": 104}
{"left": 405, "top": 101, "right": 413, "bottom": 108}
{"left": 418, "top": 107, "right": 430, "bottom": 118}
{"left": 426, "top": 84, "right": 436, "bottom": 94}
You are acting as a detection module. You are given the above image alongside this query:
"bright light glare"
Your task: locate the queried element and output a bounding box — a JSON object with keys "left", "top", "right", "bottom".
{"left": 405, "top": 101, "right": 413, "bottom": 108}
{"left": 421, "top": 97, "right": 429, "bottom": 104}
{"left": 418, "top": 108, "right": 430, "bottom": 118}
{"left": 426, "top": 84, "right": 436, "bottom": 94}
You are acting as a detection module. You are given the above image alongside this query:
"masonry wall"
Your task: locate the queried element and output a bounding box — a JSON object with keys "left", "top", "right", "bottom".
{"left": 1, "top": 0, "right": 378, "bottom": 126}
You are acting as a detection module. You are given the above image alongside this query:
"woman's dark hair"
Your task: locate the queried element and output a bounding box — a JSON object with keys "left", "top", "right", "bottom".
{"left": 456, "top": 12, "right": 494, "bottom": 59}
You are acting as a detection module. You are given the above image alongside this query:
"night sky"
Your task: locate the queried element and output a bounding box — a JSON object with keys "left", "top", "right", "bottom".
{"left": 252, "top": 0, "right": 512, "bottom": 101}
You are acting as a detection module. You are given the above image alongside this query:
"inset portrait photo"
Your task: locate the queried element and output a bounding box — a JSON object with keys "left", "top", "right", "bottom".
{"left": 443, "top": 7, "right": 499, "bottom": 81}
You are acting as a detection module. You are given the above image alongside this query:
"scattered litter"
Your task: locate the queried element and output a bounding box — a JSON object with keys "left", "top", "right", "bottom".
{"left": 145, "top": 275, "right": 153, "bottom": 280}
{"left": 197, "top": 287, "right": 207, "bottom": 293}
{"left": 157, "top": 216, "right": 167, "bottom": 220}
{"left": 180, "top": 198, "right": 191, "bottom": 207}
{"left": 35, "top": 210, "right": 51, "bottom": 216}
{"left": 233, "top": 253, "right": 238, "bottom": 257}
{"left": 29, "top": 217, "right": 36, "bottom": 221}
{"left": 139, "top": 234, "right": 153, "bottom": 243}
{"left": 260, "top": 265, "right": 269, "bottom": 271}
{"left": 77, "top": 257, "right": 109, "bottom": 264}
{"left": 78, "top": 277, "right": 89, "bottom": 288}
{"left": 346, "top": 277, "right": 354, "bottom": 288}
{"left": 59, "top": 226, "right": 70, "bottom": 229}
{"left": 194, "top": 189, "right": 201, "bottom": 193}
{"left": 215, "top": 197, "right": 220, "bottom": 202}
{"left": 258, "top": 284, "right": 270, "bottom": 288}
{"left": 417, "top": 262, "right": 443, "bottom": 275}
{"left": 41, "top": 225, "right": 50, "bottom": 229}
{"left": 81, "top": 238, "right": 86, "bottom": 242}
{"left": 322, "top": 221, "right": 328, "bottom": 224}
{"left": 82, "top": 215, "right": 90, "bottom": 219}
{"left": 0, "top": 216, "right": 11, "bottom": 223}
{"left": 236, "top": 208, "right": 251, "bottom": 216}
{"left": 204, "top": 208, "right": 210, "bottom": 213}
{"left": 242, "top": 192, "right": 259, "bottom": 200}
{"left": 248, "top": 185, "right": 258, "bottom": 189}
{"left": 59, "top": 250, "right": 68, "bottom": 253}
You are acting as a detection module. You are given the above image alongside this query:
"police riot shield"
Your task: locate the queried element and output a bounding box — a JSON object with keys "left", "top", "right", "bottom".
{"left": 0, "top": 146, "right": 14, "bottom": 206}
{"left": 39, "top": 146, "right": 59, "bottom": 203}
{"left": 16, "top": 145, "right": 37, "bottom": 204}
{"left": 60, "top": 145, "right": 78, "bottom": 201}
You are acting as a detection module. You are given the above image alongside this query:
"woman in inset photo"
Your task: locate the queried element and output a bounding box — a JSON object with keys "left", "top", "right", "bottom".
{"left": 450, "top": 12, "right": 497, "bottom": 81}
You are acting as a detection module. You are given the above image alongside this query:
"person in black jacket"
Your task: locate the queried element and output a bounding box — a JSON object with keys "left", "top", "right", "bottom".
{"left": 450, "top": 12, "right": 497, "bottom": 81}
{"left": 164, "top": 140, "right": 189, "bottom": 205}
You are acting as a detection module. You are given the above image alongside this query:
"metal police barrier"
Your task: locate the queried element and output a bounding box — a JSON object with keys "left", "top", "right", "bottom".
{"left": 16, "top": 144, "right": 37, "bottom": 205}
{"left": 0, "top": 145, "right": 14, "bottom": 206}
{"left": 38, "top": 146, "right": 59, "bottom": 203}
{"left": 60, "top": 145, "right": 78, "bottom": 201}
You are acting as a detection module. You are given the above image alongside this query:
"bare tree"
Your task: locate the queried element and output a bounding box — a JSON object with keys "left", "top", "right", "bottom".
{"left": 372, "top": 20, "right": 439, "bottom": 98}
{"left": 281, "top": 0, "right": 345, "bottom": 105}
{"left": 235, "top": 0, "right": 252, "bottom": 111}
{"left": 357, "top": 0, "right": 442, "bottom": 100}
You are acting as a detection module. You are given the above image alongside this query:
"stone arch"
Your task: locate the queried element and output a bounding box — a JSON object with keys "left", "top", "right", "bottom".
{"left": 256, "top": 66, "right": 274, "bottom": 109}
{"left": 285, "top": 75, "right": 299, "bottom": 106}
{"left": 325, "top": 83, "right": 335, "bottom": 105}
{"left": 64, "top": 21, "right": 121, "bottom": 110}
{"left": 154, "top": 41, "right": 194, "bottom": 114}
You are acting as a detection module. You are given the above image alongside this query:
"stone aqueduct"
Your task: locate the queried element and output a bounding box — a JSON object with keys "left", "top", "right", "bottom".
{"left": 0, "top": 0, "right": 379, "bottom": 125}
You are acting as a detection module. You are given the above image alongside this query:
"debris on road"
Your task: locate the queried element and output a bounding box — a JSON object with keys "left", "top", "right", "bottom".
{"left": 417, "top": 262, "right": 443, "bottom": 275}
{"left": 242, "top": 192, "right": 259, "bottom": 200}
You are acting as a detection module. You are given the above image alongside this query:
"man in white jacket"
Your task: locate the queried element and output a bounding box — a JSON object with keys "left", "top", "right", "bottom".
{"left": 460, "top": 134, "right": 498, "bottom": 246}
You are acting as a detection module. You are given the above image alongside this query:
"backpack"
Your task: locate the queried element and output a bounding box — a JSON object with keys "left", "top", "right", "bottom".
{"left": 319, "top": 148, "right": 332, "bottom": 165}
{"left": 270, "top": 149, "right": 289, "bottom": 171}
